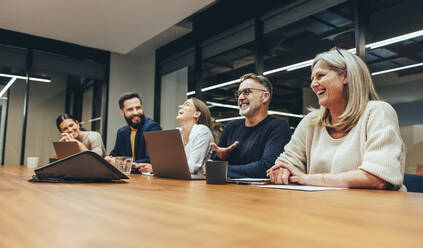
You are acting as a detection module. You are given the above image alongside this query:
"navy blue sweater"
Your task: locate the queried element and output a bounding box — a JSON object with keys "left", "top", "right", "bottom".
{"left": 110, "top": 116, "right": 162, "bottom": 163}
{"left": 212, "top": 115, "right": 291, "bottom": 178}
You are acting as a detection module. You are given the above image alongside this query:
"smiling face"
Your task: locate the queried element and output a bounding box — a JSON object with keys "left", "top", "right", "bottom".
{"left": 237, "top": 79, "right": 267, "bottom": 117}
{"left": 59, "top": 119, "right": 81, "bottom": 139}
{"left": 310, "top": 63, "right": 348, "bottom": 111}
{"left": 176, "top": 99, "right": 200, "bottom": 124}
{"left": 120, "top": 97, "right": 144, "bottom": 129}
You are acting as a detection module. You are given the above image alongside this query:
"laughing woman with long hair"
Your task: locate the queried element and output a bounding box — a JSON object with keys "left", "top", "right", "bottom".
{"left": 136, "top": 98, "right": 214, "bottom": 175}
{"left": 268, "top": 48, "right": 405, "bottom": 190}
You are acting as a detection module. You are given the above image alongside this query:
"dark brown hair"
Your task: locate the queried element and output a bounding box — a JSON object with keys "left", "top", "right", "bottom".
{"left": 118, "top": 92, "right": 142, "bottom": 109}
{"left": 56, "top": 113, "right": 78, "bottom": 131}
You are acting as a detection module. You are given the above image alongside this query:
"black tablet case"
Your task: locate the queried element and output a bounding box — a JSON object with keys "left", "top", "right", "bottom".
{"left": 29, "top": 151, "right": 129, "bottom": 182}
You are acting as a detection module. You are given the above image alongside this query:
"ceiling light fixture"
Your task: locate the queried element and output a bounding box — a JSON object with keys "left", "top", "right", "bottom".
{"left": 207, "top": 101, "right": 304, "bottom": 118}
{"left": 371, "top": 62, "right": 423, "bottom": 76}
{"left": 263, "top": 29, "right": 423, "bottom": 74}
{"left": 366, "top": 29, "right": 423, "bottom": 49}
{"left": 268, "top": 110, "right": 304, "bottom": 118}
{"left": 189, "top": 30, "right": 423, "bottom": 94}
{"left": 0, "top": 73, "right": 51, "bottom": 83}
{"left": 215, "top": 116, "right": 245, "bottom": 123}
{"left": 207, "top": 101, "right": 239, "bottom": 110}
{"left": 201, "top": 79, "right": 240, "bottom": 92}
{"left": 186, "top": 91, "right": 195, "bottom": 96}
{"left": 0, "top": 77, "right": 17, "bottom": 98}
{"left": 275, "top": 48, "right": 357, "bottom": 73}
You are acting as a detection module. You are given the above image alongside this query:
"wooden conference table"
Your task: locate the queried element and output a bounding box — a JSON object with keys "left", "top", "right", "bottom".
{"left": 1, "top": 165, "right": 423, "bottom": 248}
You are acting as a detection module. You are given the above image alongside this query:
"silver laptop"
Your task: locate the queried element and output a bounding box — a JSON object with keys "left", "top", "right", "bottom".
{"left": 53, "top": 141, "right": 81, "bottom": 159}
{"left": 144, "top": 129, "right": 205, "bottom": 180}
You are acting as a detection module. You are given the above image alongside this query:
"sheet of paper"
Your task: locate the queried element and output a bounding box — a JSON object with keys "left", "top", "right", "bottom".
{"left": 260, "top": 185, "right": 347, "bottom": 191}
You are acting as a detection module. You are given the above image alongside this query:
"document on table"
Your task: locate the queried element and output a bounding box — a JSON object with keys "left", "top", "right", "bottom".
{"left": 260, "top": 185, "right": 347, "bottom": 191}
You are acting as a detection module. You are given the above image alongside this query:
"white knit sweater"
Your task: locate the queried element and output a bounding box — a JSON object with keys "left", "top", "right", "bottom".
{"left": 178, "top": 124, "right": 214, "bottom": 175}
{"left": 275, "top": 101, "right": 405, "bottom": 190}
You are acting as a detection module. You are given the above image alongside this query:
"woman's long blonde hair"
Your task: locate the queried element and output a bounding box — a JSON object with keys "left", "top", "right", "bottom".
{"left": 308, "top": 48, "right": 380, "bottom": 132}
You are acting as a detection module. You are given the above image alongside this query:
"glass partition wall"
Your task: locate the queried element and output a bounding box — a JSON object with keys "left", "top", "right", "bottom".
{"left": 0, "top": 42, "right": 109, "bottom": 166}
{"left": 364, "top": 0, "right": 423, "bottom": 174}
{"left": 159, "top": 48, "right": 195, "bottom": 130}
{"left": 0, "top": 45, "right": 28, "bottom": 165}
{"left": 156, "top": 0, "right": 423, "bottom": 174}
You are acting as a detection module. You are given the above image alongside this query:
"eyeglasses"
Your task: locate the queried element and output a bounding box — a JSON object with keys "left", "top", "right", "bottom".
{"left": 234, "top": 88, "right": 267, "bottom": 98}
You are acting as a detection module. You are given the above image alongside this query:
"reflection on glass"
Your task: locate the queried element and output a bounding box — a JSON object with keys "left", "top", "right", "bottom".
{"left": 262, "top": 2, "right": 354, "bottom": 127}
{"left": 364, "top": 0, "right": 423, "bottom": 175}
{"left": 202, "top": 40, "right": 256, "bottom": 138}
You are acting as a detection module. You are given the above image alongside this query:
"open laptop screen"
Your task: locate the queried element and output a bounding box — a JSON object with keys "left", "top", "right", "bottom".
{"left": 53, "top": 141, "right": 80, "bottom": 159}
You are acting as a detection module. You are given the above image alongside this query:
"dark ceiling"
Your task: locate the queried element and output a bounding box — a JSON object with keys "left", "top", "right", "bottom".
{"left": 196, "top": 0, "right": 423, "bottom": 123}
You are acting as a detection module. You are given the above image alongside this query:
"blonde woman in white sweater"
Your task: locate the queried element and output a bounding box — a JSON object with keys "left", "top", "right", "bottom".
{"left": 267, "top": 48, "right": 405, "bottom": 190}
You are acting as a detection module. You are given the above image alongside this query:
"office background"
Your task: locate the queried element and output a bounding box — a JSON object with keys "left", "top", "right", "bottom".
{"left": 0, "top": 0, "right": 422, "bottom": 174}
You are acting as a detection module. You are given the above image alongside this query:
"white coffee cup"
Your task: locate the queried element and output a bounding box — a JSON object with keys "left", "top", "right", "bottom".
{"left": 27, "top": 157, "right": 40, "bottom": 169}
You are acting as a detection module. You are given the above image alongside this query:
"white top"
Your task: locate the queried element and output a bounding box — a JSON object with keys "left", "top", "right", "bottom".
{"left": 78, "top": 131, "right": 106, "bottom": 157}
{"left": 178, "top": 124, "right": 214, "bottom": 175}
{"left": 275, "top": 101, "right": 405, "bottom": 190}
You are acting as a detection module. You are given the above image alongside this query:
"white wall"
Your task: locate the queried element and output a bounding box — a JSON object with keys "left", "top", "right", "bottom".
{"left": 107, "top": 52, "right": 155, "bottom": 153}
{"left": 160, "top": 67, "right": 188, "bottom": 130}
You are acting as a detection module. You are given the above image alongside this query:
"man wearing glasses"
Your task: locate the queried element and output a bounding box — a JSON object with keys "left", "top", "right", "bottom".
{"left": 211, "top": 73, "right": 292, "bottom": 178}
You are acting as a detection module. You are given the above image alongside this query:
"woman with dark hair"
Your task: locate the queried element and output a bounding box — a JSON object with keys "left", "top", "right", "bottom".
{"left": 56, "top": 113, "right": 106, "bottom": 157}
{"left": 135, "top": 98, "right": 214, "bottom": 175}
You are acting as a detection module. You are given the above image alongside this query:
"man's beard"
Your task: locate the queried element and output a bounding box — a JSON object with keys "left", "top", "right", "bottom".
{"left": 125, "top": 113, "right": 144, "bottom": 129}
{"left": 239, "top": 96, "right": 262, "bottom": 117}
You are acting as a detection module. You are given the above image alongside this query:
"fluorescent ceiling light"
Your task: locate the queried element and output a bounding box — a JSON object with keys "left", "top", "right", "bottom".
{"left": 268, "top": 110, "right": 304, "bottom": 118}
{"left": 207, "top": 101, "right": 239, "bottom": 110}
{"left": 199, "top": 30, "right": 423, "bottom": 92}
{"left": 366, "top": 29, "right": 423, "bottom": 49}
{"left": 0, "top": 73, "right": 51, "bottom": 83}
{"left": 263, "top": 30, "right": 422, "bottom": 75}
{"left": 207, "top": 101, "right": 303, "bottom": 118}
{"left": 216, "top": 116, "right": 245, "bottom": 123}
{"left": 267, "top": 49, "right": 357, "bottom": 73}
{"left": 201, "top": 79, "right": 240, "bottom": 92}
{"left": 372, "top": 62, "right": 423, "bottom": 76}
{"left": 0, "top": 77, "right": 17, "bottom": 98}
{"left": 186, "top": 91, "right": 195, "bottom": 96}
{"left": 286, "top": 59, "right": 314, "bottom": 72}
{"left": 263, "top": 65, "right": 293, "bottom": 75}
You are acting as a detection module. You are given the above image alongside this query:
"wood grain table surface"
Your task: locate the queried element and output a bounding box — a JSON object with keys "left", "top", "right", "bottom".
{"left": 1, "top": 165, "right": 422, "bottom": 248}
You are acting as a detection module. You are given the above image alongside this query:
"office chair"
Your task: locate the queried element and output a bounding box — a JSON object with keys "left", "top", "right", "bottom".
{"left": 403, "top": 174, "right": 423, "bottom": 193}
